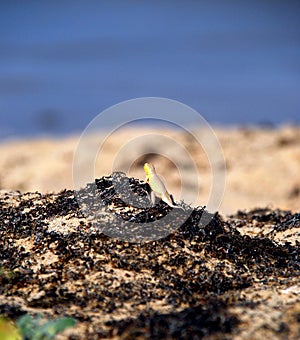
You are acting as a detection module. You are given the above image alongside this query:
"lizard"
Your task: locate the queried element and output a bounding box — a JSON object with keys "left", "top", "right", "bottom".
{"left": 143, "top": 162, "right": 184, "bottom": 210}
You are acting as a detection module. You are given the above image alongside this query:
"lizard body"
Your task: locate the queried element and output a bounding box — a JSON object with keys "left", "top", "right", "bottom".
{"left": 143, "top": 162, "right": 184, "bottom": 210}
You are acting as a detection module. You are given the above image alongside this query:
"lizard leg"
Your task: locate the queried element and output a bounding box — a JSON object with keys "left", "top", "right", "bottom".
{"left": 150, "top": 191, "right": 156, "bottom": 205}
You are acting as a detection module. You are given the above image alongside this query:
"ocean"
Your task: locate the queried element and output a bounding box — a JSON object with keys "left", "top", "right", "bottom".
{"left": 0, "top": 0, "right": 299, "bottom": 139}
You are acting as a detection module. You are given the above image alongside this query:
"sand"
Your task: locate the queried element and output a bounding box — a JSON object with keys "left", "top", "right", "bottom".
{"left": 0, "top": 126, "right": 299, "bottom": 339}
{"left": 0, "top": 126, "right": 299, "bottom": 214}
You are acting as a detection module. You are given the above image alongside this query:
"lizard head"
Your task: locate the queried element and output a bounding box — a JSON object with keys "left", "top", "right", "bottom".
{"left": 144, "top": 162, "right": 155, "bottom": 177}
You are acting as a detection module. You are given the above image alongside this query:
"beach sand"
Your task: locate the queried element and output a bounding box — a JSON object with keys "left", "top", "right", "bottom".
{"left": 0, "top": 126, "right": 299, "bottom": 214}
{"left": 0, "top": 126, "right": 299, "bottom": 339}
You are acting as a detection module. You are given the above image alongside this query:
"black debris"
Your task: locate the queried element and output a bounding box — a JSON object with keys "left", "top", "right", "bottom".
{"left": 0, "top": 174, "right": 299, "bottom": 339}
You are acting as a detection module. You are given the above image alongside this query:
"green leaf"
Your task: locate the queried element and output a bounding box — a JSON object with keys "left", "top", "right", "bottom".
{"left": 16, "top": 314, "right": 76, "bottom": 340}
{"left": 35, "top": 318, "right": 76, "bottom": 339}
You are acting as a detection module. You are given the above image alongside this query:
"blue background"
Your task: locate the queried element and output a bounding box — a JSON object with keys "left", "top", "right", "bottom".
{"left": 1, "top": 1, "right": 299, "bottom": 138}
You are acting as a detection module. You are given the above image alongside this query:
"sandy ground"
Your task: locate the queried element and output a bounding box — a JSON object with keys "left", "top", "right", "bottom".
{"left": 0, "top": 126, "right": 299, "bottom": 339}
{"left": 0, "top": 125, "right": 299, "bottom": 215}
{"left": 0, "top": 177, "right": 299, "bottom": 339}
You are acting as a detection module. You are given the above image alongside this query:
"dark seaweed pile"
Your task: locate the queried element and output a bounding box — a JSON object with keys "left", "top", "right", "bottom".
{"left": 0, "top": 174, "right": 299, "bottom": 339}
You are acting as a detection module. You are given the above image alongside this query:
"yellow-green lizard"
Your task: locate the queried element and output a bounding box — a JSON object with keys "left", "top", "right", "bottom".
{"left": 143, "top": 162, "right": 184, "bottom": 210}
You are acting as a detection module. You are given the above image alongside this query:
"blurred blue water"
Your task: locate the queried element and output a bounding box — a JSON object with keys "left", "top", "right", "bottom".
{"left": 0, "top": 0, "right": 299, "bottom": 139}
